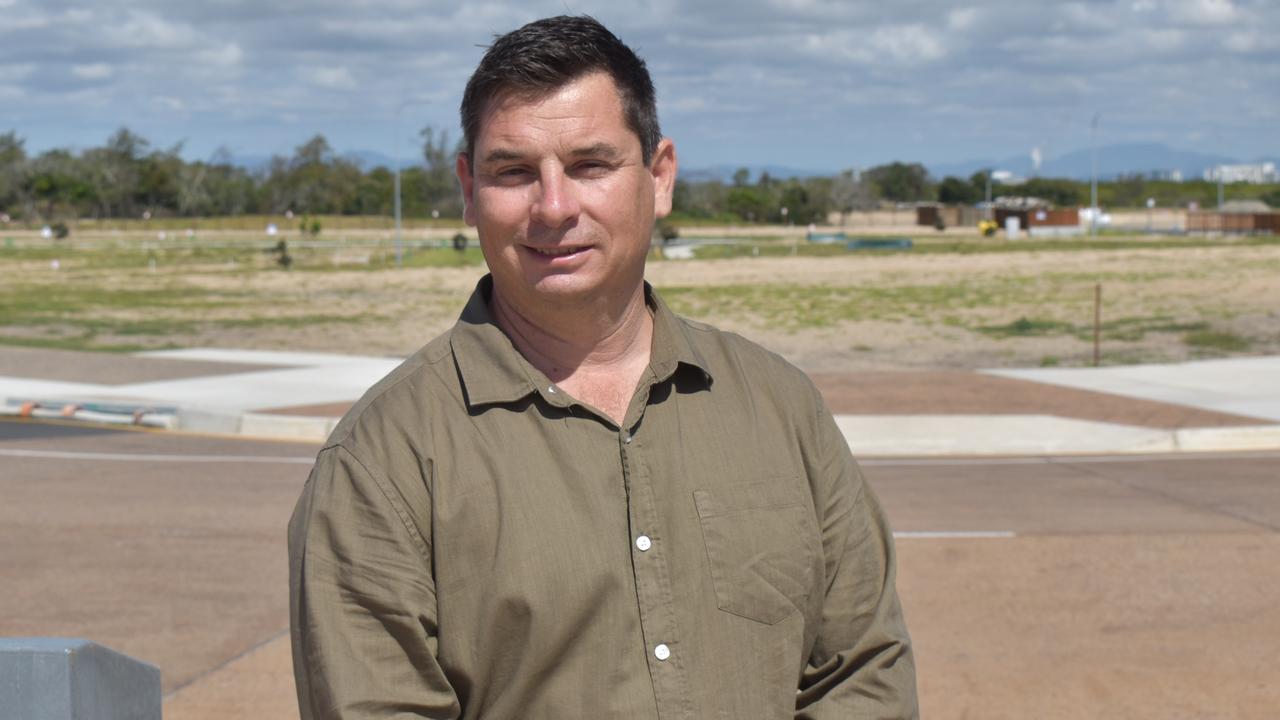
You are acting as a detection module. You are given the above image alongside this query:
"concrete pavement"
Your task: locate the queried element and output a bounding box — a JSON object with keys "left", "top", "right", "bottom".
{"left": 2, "top": 345, "right": 1280, "bottom": 455}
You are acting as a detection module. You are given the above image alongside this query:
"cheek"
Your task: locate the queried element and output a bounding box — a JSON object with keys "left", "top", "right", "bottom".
{"left": 474, "top": 187, "right": 529, "bottom": 225}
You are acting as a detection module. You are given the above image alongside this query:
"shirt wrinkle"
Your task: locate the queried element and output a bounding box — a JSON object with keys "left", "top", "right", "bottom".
{"left": 331, "top": 444, "right": 431, "bottom": 562}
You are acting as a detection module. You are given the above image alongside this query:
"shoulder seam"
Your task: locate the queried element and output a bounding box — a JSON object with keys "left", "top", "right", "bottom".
{"left": 330, "top": 444, "right": 431, "bottom": 559}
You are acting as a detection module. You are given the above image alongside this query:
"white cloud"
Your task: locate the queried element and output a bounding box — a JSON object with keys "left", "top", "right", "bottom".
{"left": 1169, "top": 0, "right": 1240, "bottom": 25}
{"left": 0, "top": 64, "right": 35, "bottom": 82}
{"left": 1221, "top": 30, "right": 1275, "bottom": 52}
{"left": 197, "top": 43, "right": 244, "bottom": 68}
{"left": 1139, "top": 28, "right": 1186, "bottom": 51}
{"left": 867, "top": 24, "right": 947, "bottom": 64}
{"left": 108, "top": 11, "right": 201, "bottom": 49}
{"left": 303, "top": 66, "right": 357, "bottom": 90}
{"left": 72, "top": 63, "right": 114, "bottom": 80}
{"left": 947, "top": 7, "right": 980, "bottom": 31}
{"left": 153, "top": 96, "right": 186, "bottom": 111}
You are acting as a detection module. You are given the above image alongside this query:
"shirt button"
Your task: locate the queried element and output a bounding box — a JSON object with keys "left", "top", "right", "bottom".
{"left": 635, "top": 535, "right": 652, "bottom": 552}
{"left": 653, "top": 643, "right": 670, "bottom": 661}
{"left": 547, "top": 386, "right": 557, "bottom": 394}
{"left": 623, "top": 433, "right": 633, "bottom": 444}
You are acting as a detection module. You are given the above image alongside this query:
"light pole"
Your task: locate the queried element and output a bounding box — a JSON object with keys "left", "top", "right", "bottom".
{"left": 984, "top": 170, "right": 992, "bottom": 219}
{"left": 1090, "top": 113, "right": 1100, "bottom": 238}
{"left": 394, "top": 99, "right": 432, "bottom": 268}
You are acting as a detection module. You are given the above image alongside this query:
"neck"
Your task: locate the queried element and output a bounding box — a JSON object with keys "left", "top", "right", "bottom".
{"left": 488, "top": 283, "right": 653, "bottom": 385}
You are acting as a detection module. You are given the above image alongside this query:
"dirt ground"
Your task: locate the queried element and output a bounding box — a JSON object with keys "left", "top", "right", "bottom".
{"left": 3, "top": 234, "right": 1278, "bottom": 371}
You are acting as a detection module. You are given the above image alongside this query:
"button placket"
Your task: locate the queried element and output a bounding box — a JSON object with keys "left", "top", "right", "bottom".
{"left": 621, "top": 420, "right": 693, "bottom": 713}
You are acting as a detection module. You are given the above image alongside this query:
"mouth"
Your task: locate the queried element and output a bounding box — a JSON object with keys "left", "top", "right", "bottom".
{"left": 526, "top": 245, "right": 590, "bottom": 258}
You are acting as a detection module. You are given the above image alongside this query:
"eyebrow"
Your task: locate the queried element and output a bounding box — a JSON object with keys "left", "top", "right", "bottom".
{"left": 568, "top": 143, "right": 623, "bottom": 160}
{"left": 480, "top": 142, "right": 624, "bottom": 164}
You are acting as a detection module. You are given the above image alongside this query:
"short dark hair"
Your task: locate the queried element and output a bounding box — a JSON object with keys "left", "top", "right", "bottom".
{"left": 460, "top": 15, "right": 661, "bottom": 164}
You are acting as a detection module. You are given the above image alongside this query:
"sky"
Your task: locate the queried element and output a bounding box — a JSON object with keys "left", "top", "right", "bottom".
{"left": 1, "top": 0, "right": 1277, "bottom": 173}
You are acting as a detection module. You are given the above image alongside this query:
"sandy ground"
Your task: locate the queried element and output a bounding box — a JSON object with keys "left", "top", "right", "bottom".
{"left": 3, "top": 238, "right": 1278, "bottom": 371}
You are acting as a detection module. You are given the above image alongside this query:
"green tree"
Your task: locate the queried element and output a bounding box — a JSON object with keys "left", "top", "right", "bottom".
{"left": 865, "top": 162, "right": 932, "bottom": 203}
{"left": 937, "top": 176, "right": 981, "bottom": 205}
{"left": 0, "top": 131, "right": 27, "bottom": 215}
{"left": 1021, "top": 178, "right": 1083, "bottom": 207}
{"left": 419, "top": 126, "right": 464, "bottom": 217}
{"left": 726, "top": 186, "right": 769, "bottom": 222}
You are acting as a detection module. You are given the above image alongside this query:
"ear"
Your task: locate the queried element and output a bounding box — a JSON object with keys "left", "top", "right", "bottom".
{"left": 456, "top": 152, "right": 477, "bottom": 227}
{"left": 650, "top": 138, "right": 677, "bottom": 219}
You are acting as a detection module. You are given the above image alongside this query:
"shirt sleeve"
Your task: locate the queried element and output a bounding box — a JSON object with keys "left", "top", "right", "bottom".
{"left": 288, "top": 444, "right": 461, "bottom": 719}
{"left": 795, "top": 400, "right": 919, "bottom": 719}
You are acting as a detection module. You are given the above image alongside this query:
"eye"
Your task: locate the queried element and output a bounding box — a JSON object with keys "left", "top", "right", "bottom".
{"left": 490, "top": 166, "right": 533, "bottom": 186}
{"left": 572, "top": 160, "right": 613, "bottom": 178}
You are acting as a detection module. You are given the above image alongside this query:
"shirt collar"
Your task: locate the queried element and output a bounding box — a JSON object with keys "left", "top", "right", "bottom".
{"left": 450, "top": 276, "right": 713, "bottom": 410}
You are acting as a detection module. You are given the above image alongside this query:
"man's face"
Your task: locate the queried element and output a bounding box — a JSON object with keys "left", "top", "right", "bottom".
{"left": 457, "top": 72, "right": 676, "bottom": 311}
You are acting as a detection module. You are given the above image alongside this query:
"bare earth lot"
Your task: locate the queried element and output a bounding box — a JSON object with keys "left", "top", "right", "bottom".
{"left": 2, "top": 231, "right": 1277, "bottom": 370}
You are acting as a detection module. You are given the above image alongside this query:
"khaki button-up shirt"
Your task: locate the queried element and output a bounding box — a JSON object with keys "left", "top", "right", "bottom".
{"left": 289, "top": 277, "right": 917, "bottom": 719}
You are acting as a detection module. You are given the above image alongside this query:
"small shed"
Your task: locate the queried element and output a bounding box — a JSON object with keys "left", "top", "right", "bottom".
{"left": 916, "top": 204, "right": 982, "bottom": 229}
{"left": 1187, "top": 211, "right": 1280, "bottom": 234}
{"left": 995, "top": 207, "right": 1082, "bottom": 237}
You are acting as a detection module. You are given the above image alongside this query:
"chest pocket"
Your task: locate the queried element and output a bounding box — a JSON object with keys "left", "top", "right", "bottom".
{"left": 693, "top": 480, "right": 820, "bottom": 625}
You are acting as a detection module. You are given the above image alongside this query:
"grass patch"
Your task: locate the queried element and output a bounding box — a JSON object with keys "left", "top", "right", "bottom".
{"left": 687, "top": 243, "right": 856, "bottom": 260}
{"left": 1184, "top": 329, "right": 1250, "bottom": 352}
{"left": 0, "top": 334, "right": 167, "bottom": 353}
{"left": 656, "top": 281, "right": 1010, "bottom": 330}
{"left": 976, "top": 315, "right": 1215, "bottom": 342}
{"left": 978, "top": 317, "right": 1074, "bottom": 338}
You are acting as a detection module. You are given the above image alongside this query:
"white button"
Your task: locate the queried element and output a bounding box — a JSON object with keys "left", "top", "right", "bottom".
{"left": 653, "top": 643, "right": 670, "bottom": 661}
{"left": 547, "top": 386, "right": 556, "bottom": 394}
{"left": 623, "top": 433, "right": 633, "bottom": 444}
{"left": 635, "top": 535, "right": 652, "bottom": 552}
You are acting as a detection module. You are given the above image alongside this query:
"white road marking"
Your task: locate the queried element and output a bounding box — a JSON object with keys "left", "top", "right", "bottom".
{"left": 0, "top": 448, "right": 315, "bottom": 464}
{"left": 893, "top": 531, "right": 1017, "bottom": 539}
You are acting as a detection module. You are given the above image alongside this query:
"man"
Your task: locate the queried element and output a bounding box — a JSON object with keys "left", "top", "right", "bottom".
{"left": 289, "top": 15, "right": 916, "bottom": 719}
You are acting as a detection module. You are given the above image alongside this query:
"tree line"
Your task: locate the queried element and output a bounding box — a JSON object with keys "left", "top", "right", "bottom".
{"left": 0, "top": 127, "right": 462, "bottom": 223}
{"left": 1, "top": 129, "right": 1275, "bottom": 225}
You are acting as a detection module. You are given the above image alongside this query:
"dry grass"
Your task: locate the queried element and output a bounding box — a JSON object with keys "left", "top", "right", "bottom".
{"left": 1, "top": 228, "right": 1277, "bottom": 371}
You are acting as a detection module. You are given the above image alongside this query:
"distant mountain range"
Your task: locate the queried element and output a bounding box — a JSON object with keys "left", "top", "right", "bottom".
{"left": 224, "top": 142, "right": 1275, "bottom": 182}
{"left": 928, "top": 142, "right": 1277, "bottom": 182}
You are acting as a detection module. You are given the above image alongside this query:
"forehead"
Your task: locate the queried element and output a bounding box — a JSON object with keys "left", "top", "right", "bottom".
{"left": 474, "top": 73, "right": 636, "bottom": 152}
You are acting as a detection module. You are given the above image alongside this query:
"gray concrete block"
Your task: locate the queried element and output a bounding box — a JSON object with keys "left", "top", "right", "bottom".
{"left": 0, "top": 638, "right": 160, "bottom": 720}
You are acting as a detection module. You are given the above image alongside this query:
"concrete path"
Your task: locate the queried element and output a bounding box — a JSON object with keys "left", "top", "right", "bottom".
{"left": 988, "top": 356, "right": 1280, "bottom": 421}
{"left": 2, "top": 346, "right": 1279, "bottom": 455}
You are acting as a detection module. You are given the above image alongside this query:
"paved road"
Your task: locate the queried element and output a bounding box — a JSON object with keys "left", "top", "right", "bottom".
{"left": 0, "top": 418, "right": 314, "bottom": 718}
{"left": 866, "top": 452, "right": 1280, "bottom": 720}
{"left": 2, "top": 419, "right": 1277, "bottom": 719}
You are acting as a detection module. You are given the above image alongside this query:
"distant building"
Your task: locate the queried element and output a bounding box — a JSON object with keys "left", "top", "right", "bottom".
{"left": 1203, "top": 162, "right": 1278, "bottom": 184}
{"left": 1147, "top": 169, "right": 1184, "bottom": 182}
{"left": 991, "top": 169, "right": 1025, "bottom": 185}
{"left": 997, "top": 207, "right": 1082, "bottom": 237}
{"left": 1220, "top": 200, "right": 1272, "bottom": 213}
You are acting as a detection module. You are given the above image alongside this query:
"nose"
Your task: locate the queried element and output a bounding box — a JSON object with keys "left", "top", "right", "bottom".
{"left": 530, "top": 167, "right": 580, "bottom": 229}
